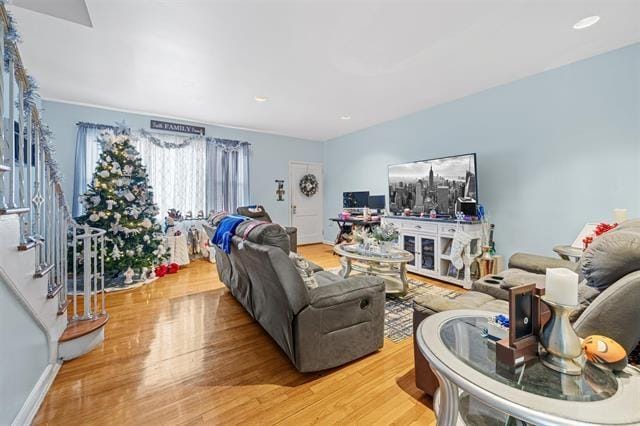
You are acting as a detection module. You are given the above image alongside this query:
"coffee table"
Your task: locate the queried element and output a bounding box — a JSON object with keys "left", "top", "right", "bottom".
{"left": 333, "top": 243, "right": 414, "bottom": 294}
{"left": 416, "top": 310, "right": 640, "bottom": 426}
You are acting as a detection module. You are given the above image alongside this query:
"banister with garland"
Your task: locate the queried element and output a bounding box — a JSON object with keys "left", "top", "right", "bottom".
{"left": 0, "top": 4, "right": 107, "bottom": 329}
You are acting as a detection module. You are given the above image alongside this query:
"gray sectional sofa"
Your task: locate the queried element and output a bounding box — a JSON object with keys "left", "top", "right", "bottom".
{"left": 210, "top": 218, "right": 386, "bottom": 372}
{"left": 413, "top": 219, "right": 640, "bottom": 396}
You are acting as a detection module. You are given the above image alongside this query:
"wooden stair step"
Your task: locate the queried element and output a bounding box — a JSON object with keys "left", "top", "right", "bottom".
{"left": 34, "top": 263, "right": 54, "bottom": 278}
{"left": 59, "top": 314, "right": 109, "bottom": 342}
{"left": 47, "top": 283, "right": 63, "bottom": 299}
{"left": 0, "top": 207, "right": 30, "bottom": 215}
{"left": 57, "top": 300, "right": 69, "bottom": 316}
{"left": 17, "top": 240, "right": 37, "bottom": 251}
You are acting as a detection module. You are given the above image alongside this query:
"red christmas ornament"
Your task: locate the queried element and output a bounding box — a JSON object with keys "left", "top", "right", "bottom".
{"left": 168, "top": 263, "right": 180, "bottom": 274}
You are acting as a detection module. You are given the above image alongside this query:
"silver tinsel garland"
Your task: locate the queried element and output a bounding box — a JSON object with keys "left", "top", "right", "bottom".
{"left": 0, "top": 3, "right": 62, "bottom": 188}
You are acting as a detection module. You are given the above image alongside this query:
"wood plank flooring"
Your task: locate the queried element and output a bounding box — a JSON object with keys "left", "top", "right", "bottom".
{"left": 34, "top": 244, "right": 453, "bottom": 425}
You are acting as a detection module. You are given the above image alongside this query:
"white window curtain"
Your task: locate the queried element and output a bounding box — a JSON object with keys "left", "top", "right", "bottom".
{"left": 131, "top": 132, "right": 207, "bottom": 218}
{"left": 74, "top": 124, "right": 249, "bottom": 218}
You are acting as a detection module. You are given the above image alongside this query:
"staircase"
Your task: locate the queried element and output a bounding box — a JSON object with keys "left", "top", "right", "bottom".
{"left": 0, "top": 5, "right": 108, "bottom": 425}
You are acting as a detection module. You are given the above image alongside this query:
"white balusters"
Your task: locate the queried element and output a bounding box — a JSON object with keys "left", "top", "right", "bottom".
{"left": 72, "top": 223, "right": 78, "bottom": 318}
{"left": 0, "top": 20, "right": 6, "bottom": 211}
{"left": 17, "top": 78, "right": 26, "bottom": 245}
{"left": 82, "top": 225, "right": 91, "bottom": 319}
{"left": 0, "top": 5, "right": 107, "bottom": 324}
{"left": 6, "top": 58, "right": 15, "bottom": 209}
{"left": 72, "top": 224, "right": 106, "bottom": 320}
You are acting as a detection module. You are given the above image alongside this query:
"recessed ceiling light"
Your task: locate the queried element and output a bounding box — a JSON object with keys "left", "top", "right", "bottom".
{"left": 254, "top": 96, "right": 268, "bottom": 102}
{"left": 340, "top": 115, "right": 351, "bottom": 120}
{"left": 573, "top": 16, "right": 600, "bottom": 29}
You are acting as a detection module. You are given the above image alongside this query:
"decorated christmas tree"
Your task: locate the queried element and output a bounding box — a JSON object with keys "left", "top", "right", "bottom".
{"left": 77, "top": 128, "right": 167, "bottom": 280}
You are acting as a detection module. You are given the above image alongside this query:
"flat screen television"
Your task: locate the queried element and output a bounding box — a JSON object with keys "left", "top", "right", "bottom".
{"left": 343, "top": 191, "right": 369, "bottom": 208}
{"left": 388, "top": 153, "right": 477, "bottom": 216}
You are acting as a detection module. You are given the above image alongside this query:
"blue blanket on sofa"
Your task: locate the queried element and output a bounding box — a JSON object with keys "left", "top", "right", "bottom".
{"left": 212, "top": 215, "right": 247, "bottom": 254}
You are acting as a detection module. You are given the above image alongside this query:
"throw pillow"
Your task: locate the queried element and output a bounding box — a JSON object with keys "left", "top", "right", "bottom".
{"left": 289, "top": 252, "right": 319, "bottom": 289}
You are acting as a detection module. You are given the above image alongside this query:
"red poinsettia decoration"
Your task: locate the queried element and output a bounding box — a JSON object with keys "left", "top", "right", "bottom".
{"left": 155, "top": 264, "right": 168, "bottom": 277}
{"left": 583, "top": 222, "right": 619, "bottom": 250}
{"left": 168, "top": 263, "right": 180, "bottom": 274}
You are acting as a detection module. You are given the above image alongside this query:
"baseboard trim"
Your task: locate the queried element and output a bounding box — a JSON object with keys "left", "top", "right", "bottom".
{"left": 12, "top": 361, "right": 61, "bottom": 426}
{"left": 323, "top": 240, "right": 335, "bottom": 246}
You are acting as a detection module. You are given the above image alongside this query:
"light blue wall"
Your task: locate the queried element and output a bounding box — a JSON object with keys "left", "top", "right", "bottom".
{"left": 0, "top": 276, "right": 49, "bottom": 424}
{"left": 324, "top": 43, "right": 640, "bottom": 259}
{"left": 42, "top": 101, "right": 324, "bottom": 225}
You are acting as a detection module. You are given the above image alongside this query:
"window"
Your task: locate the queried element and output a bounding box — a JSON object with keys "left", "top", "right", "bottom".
{"left": 74, "top": 124, "right": 250, "bottom": 218}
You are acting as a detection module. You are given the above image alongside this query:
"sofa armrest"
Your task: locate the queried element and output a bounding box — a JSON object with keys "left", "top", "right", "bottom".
{"left": 308, "top": 276, "right": 385, "bottom": 308}
{"left": 508, "top": 252, "right": 578, "bottom": 275}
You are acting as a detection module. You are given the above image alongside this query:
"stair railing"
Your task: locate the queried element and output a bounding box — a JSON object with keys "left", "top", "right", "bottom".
{"left": 0, "top": 5, "right": 106, "bottom": 323}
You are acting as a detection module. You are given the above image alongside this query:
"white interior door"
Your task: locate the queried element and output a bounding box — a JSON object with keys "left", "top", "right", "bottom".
{"left": 289, "top": 162, "right": 323, "bottom": 245}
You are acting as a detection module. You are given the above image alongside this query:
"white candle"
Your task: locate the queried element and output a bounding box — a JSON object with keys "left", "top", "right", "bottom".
{"left": 613, "top": 208, "right": 628, "bottom": 224}
{"left": 545, "top": 268, "right": 579, "bottom": 306}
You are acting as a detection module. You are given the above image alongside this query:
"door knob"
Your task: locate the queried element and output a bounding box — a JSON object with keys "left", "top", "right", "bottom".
{"left": 292, "top": 205, "right": 297, "bottom": 214}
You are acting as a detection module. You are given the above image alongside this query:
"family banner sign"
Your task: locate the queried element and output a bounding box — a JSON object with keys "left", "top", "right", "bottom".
{"left": 150, "top": 120, "right": 205, "bottom": 135}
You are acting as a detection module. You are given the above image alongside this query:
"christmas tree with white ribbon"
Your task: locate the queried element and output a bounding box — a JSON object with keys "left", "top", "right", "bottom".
{"left": 78, "top": 127, "right": 167, "bottom": 280}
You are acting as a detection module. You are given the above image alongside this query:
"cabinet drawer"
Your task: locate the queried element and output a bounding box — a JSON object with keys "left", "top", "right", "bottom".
{"left": 439, "top": 223, "right": 482, "bottom": 236}
{"left": 439, "top": 224, "right": 460, "bottom": 235}
{"left": 402, "top": 221, "right": 437, "bottom": 233}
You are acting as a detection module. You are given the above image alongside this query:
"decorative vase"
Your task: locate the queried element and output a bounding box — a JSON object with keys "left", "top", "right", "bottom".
{"left": 539, "top": 297, "right": 584, "bottom": 375}
{"left": 478, "top": 246, "right": 495, "bottom": 277}
{"left": 380, "top": 241, "right": 393, "bottom": 253}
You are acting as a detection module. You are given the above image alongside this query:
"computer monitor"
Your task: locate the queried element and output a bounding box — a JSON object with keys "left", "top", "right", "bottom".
{"left": 368, "top": 195, "right": 385, "bottom": 209}
{"left": 343, "top": 191, "right": 370, "bottom": 208}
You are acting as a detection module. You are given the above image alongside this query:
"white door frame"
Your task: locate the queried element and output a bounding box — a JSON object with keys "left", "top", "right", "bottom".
{"left": 288, "top": 160, "right": 324, "bottom": 239}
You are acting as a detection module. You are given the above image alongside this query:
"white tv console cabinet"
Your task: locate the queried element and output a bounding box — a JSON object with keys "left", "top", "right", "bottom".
{"left": 381, "top": 216, "right": 483, "bottom": 289}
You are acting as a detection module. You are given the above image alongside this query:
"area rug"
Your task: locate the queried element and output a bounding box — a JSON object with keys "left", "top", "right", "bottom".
{"left": 326, "top": 268, "right": 457, "bottom": 342}
{"left": 384, "top": 279, "right": 457, "bottom": 342}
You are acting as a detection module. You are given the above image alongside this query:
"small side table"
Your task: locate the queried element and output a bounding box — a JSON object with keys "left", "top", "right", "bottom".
{"left": 553, "top": 244, "right": 583, "bottom": 262}
{"left": 417, "top": 310, "right": 640, "bottom": 426}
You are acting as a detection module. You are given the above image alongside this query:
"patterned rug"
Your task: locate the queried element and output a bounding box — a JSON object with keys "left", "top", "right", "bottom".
{"left": 384, "top": 279, "right": 457, "bottom": 342}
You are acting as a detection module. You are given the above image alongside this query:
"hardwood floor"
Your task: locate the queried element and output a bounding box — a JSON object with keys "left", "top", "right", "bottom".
{"left": 35, "top": 244, "right": 449, "bottom": 425}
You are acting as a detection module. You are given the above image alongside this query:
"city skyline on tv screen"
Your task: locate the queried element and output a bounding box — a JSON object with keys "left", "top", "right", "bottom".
{"left": 388, "top": 154, "right": 477, "bottom": 216}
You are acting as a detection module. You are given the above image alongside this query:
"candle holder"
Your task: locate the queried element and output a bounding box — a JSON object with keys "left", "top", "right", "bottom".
{"left": 539, "top": 296, "right": 584, "bottom": 375}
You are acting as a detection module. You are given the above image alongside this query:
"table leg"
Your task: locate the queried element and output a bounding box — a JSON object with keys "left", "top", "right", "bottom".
{"left": 432, "top": 369, "right": 459, "bottom": 426}
{"left": 340, "top": 257, "right": 352, "bottom": 278}
{"left": 399, "top": 262, "right": 409, "bottom": 295}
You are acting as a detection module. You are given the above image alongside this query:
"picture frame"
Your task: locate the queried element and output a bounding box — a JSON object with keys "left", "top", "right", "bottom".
{"left": 508, "top": 283, "right": 537, "bottom": 347}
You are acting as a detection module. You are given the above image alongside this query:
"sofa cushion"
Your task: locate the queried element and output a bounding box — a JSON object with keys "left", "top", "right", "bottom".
{"left": 582, "top": 226, "right": 640, "bottom": 291}
{"left": 414, "top": 291, "right": 508, "bottom": 316}
{"left": 571, "top": 280, "right": 601, "bottom": 321}
{"left": 472, "top": 269, "right": 545, "bottom": 301}
{"left": 236, "top": 220, "right": 291, "bottom": 253}
{"left": 314, "top": 271, "right": 343, "bottom": 287}
{"left": 289, "top": 252, "right": 319, "bottom": 289}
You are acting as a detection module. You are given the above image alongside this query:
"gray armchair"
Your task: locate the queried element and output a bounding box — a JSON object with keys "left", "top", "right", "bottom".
{"left": 236, "top": 205, "right": 298, "bottom": 252}
{"left": 413, "top": 219, "right": 640, "bottom": 396}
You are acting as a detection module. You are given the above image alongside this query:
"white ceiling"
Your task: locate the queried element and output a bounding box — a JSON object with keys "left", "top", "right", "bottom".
{"left": 8, "top": 0, "right": 640, "bottom": 141}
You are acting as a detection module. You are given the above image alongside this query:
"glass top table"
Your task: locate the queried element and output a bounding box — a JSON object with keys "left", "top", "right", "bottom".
{"left": 416, "top": 310, "right": 640, "bottom": 426}
{"left": 333, "top": 243, "right": 414, "bottom": 294}
{"left": 440, "top": 316, "right": 617, "bottom": 402}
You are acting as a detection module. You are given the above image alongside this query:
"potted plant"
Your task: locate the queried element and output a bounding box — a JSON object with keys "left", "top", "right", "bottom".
{"left": 371, "top": 223, "right": 399, "bottom": 252}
